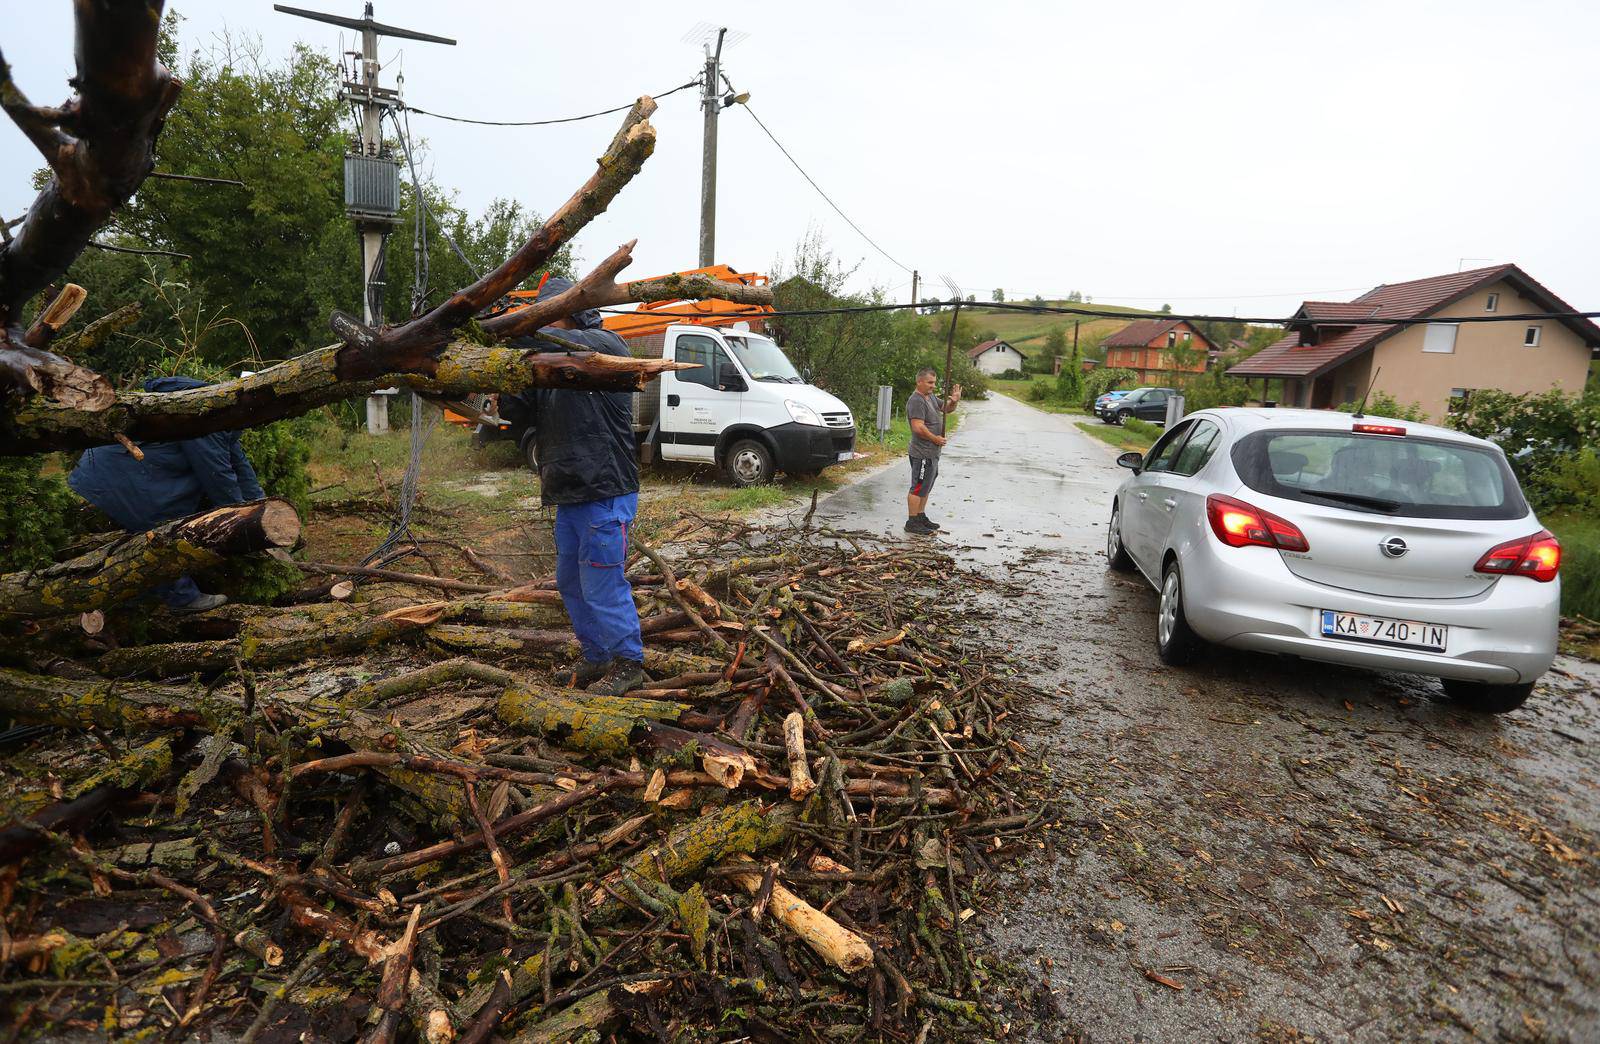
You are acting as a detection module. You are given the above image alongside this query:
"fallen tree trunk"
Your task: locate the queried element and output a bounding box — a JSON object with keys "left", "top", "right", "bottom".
{"left": 0, "top": 499, "right": 300, "bottom": 620}
{"left": 1, "top": 343, "right": 690, "bottom": 455}
{"left": 0, "top": 0, "right": 177, "bottom": 410}
{"left": 0, "top": 666, "right": 232, "bottom": 732}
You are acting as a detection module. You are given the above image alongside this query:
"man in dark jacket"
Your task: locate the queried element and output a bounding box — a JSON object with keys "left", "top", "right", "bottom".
{"left": 68, "top": 375, "right": 264, "bottom": 612}
{"left": 503, "top": 276, "right": 644, "bottom": 696}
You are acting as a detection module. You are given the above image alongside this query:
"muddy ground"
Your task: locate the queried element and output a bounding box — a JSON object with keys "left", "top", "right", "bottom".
{"left": 794, "top": 392, "right": 1600, "bottom": 1042}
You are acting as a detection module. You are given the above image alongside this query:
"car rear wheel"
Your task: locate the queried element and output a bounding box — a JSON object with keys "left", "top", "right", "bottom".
{"left": 724, "top": 439, "right": 775, "bottom": 487}
{"left": 1156, "top": 561, "right": 1204, "bottom": 665}
{"left": 1107, "top": 503, "right": 1135, "bottom": 572}
{"left": 1440, "top": 678, "right": 1534, "bottom": 714}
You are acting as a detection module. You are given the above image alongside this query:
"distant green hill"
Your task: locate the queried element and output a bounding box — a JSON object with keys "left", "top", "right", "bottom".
{"left": 962, "top": 300, "right": 1157, "bottom": 358}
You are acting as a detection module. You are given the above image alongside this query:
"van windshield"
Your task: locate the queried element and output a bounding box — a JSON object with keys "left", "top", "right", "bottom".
{"left": 725, "top": 334, "right": 802, "bottom": 383}
{"left": 1231, "top": 429, "right": 1527, "bottom": 520}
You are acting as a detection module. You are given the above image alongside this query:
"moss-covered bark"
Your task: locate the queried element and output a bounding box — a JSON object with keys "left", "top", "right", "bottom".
{"left": 0, "top": 500, "right": 300, "bottom": 620}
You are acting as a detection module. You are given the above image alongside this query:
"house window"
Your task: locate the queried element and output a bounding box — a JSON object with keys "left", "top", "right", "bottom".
{"left": 1422, "top": 323, "right": 1458, "bottom": 354}
{"left": 1166, "top": 332, "right": 1176, "bottom": 347}
{"left": 1181, "top": 331, "right": 1191, "bottom": 343}
{"left": 1524, "top": 325, "right": 1541, "bottom": 347}
{"left": 1448, "top": 388, "right": 1473, "bottom": 414}
{"left": 1484, "top": 293, "right": 1498, "bottom": 312}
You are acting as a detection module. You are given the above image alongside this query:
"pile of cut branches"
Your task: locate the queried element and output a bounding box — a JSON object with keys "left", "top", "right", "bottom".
{"left": 0, "top": 514, "right": 1056, "bottom": 1041}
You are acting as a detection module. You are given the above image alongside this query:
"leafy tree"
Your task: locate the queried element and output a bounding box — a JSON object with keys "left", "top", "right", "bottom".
{"left": 1055, "top": 330, "right": 1082, "bottom": 404}
{"left": 991, "top": 288, "right": 1004, "bottom": 303}
{"left": 63, "top": 18, "right": 568, "bottom": 382}
{"left": 1336, "top": 391, "right": 1428, "bottom": 423}
{"left": 0, "top": 458, "right": 75, "bottom": 571}
{"left": 1065, "top": 290, "right": 1083, "bottom": 304}
{"left": 1083, "top": 367, "right": 1138, "bottom": 404}
{"left": 1447, "top": 387, "right": 1600, "bottom": 490}
{"left": 1043, "top": 328, "right": 1067, "bottom": 372}
{"left": 1159, "top": 303, "right": 1172, "bottom": 314}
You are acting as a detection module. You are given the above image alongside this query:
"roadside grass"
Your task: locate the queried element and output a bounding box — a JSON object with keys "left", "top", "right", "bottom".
{"left": 294, "top": 409, "right": 954, "bottom": 570}
{"left": 989, "top": 378, "right": 1088, "bottom": 415}
{"left": 1548, "top": 511, "right": 1600, "bottom": 624}
{"left": 1075, "top": 418, "right": 1159, "bottom": 453}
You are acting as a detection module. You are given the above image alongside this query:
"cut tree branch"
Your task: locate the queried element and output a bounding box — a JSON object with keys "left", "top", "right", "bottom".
{"left": 0, "top": 91, "right": 764, "bottom": 456}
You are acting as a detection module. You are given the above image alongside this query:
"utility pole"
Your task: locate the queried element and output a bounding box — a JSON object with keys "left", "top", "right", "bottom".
{"left": 910, "top": 270, "right": 919, "bottom": 310}
{"left": 698, "top": 28, "right": 727, "bottom": 268}
{"left": 275, "top": 3, "right": 454, "bottom": 433}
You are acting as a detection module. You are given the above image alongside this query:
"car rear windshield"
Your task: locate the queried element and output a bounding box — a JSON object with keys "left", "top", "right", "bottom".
{"left": 1231, "top": 429, "right": 1527, "bottom": 520}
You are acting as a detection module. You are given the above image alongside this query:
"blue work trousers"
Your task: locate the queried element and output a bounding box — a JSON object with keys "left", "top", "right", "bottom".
{"left": 554, "top": 493, "right": 643, "bottom": 666}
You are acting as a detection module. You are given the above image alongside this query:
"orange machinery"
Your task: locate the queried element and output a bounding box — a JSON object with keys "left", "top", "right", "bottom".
{"left": 444, "top": 265, "right": 773, "bottom": 428}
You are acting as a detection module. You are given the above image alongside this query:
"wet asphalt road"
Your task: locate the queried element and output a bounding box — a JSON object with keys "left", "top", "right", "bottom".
{"left": 793, "top": 392, "right": 1600, "bottom": 1042}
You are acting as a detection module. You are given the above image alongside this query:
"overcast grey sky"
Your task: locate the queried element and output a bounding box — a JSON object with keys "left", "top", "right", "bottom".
{"left": 3, "top": 0, "right": 1594, "bottom": 318}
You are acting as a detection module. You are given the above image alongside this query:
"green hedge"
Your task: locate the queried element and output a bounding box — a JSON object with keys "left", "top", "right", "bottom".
{"left": 0, "top": 457, "right": 76, "bottom": 571}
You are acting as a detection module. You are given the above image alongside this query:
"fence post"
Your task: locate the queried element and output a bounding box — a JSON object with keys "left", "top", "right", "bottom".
{"left": 1164, "top": 393, "right": 1186, "bottom": 428}
{"left": 876, "top": 385, "right": 893, "bottom": 442}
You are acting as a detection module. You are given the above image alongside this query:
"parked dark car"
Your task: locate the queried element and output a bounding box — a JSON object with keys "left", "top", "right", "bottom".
{"left": 1106, "top": 386, "right": 1177, "bottom": 425}
{"left": 1092, "top": 390, "right": 1131, "bottom": 418}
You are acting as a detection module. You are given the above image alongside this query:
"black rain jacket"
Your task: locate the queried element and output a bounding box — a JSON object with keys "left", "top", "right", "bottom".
{"left": 501, "top": 277, "right": 639, "bottom": 506}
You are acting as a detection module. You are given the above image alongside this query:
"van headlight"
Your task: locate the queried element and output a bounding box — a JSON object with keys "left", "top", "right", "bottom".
{"left": 785, "top": 400, "right": 823, "bottom": 426}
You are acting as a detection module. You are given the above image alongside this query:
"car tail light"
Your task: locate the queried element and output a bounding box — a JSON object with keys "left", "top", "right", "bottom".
{"left": 1475, "top": 530, "right": 1561, "bottom": 582}
{"left": 1206, "top": 494, "right": 1310, "bottom": 552}
{"left": 1353, "top": 423, "right": 1406, "bottom": 436}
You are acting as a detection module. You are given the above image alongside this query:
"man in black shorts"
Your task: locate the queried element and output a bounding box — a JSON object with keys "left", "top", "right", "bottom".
{"left": 905, "top": 366, "right": 960, "bottom": 533}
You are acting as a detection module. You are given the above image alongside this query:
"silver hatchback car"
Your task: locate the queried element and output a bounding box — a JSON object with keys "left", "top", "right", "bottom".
{"left": 1107, "top": 408, "right": 1561, "bottom": 713}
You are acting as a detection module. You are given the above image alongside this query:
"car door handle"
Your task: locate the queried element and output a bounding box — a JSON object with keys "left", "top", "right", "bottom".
{"left": 1135, "top": 491, "right": 1148, "bottom": 501}
{"left": 667, "top": 394, "right": 681, "bottom": 407}
{"left": 1162, "top": 497, "right": 1177, "bottom": 511}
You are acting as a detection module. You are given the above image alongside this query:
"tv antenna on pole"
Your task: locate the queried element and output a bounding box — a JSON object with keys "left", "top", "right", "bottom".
{"left": 274, "top": 3, "right": 455, "bottom": 433}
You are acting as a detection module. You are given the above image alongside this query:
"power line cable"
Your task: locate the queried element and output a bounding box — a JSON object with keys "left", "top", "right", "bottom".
{"left": 735, "top": 102, "right": 914, "bottom": 276}
{"left": 403, "top": 79, "right": 700, "bottom": 127}
{"left": 600, "top": 299, "right": 1599, "bottom": 328}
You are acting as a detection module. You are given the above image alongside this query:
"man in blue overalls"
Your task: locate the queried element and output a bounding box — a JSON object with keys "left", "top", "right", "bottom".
{"left": 503, "top": 276, "right": 645, "bottom": 696}
{"left": 68, "top": 375, "right": 264, "bottom": 612}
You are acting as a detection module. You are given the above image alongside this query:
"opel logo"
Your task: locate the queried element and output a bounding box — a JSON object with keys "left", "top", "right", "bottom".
{"left": 1379, "top": 536, "right": 1409, "bottom": 559}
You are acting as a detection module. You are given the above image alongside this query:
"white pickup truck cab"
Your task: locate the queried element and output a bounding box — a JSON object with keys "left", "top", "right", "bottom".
{"left": 628, "top": 323, "right": 856, "bottom": 485}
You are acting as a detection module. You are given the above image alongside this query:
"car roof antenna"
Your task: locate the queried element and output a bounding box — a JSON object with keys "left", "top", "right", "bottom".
{"left": 1350, "top": 367, "right": 1381, "bottom": 420}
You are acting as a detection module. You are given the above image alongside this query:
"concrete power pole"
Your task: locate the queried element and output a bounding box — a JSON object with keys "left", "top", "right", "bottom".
{"left": 275, "top": 3, "right": 454, "bottom": 433}
{"left": 698, "top": 28, "right": 727, "bottom": 269}
{"left": 910, "top": 270, "right": 919, "bottom": 310}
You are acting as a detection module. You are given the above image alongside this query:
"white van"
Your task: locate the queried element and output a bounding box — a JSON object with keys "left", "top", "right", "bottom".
{"left": 487, "top": 322, "right": 857, "bottom": 487}
{"left": 629, "top": 323, "right": 857, "bottom": 486}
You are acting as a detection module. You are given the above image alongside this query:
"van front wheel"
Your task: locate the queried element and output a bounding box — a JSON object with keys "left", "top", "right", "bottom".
{"left": 724, "top": 439, "right": 775, "bottom": 487}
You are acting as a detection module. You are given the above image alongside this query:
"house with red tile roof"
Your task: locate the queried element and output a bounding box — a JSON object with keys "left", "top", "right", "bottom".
{"left": 1227, "top": 264, "right": 1599, "bottom": 420}
{"left": 967, "top": 338, "right": 1027, "bottom": 376}
{"left": 1100, "top": 319, "right": 1215, "bottom": 384}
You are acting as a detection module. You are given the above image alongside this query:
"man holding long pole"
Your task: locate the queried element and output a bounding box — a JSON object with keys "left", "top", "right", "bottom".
{"left": 905, "top": 366, "right": 960, "bottom": 534}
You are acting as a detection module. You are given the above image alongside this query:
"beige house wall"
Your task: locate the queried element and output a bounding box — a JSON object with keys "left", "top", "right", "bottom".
{"left": 1367, "top": 280, "right": 1592, "bottom": 420}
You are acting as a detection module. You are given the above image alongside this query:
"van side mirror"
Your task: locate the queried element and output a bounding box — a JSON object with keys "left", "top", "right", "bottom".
{"left": 1117, "top": 451, "right": 1144, "bottom": 472}
{"left": 718, "top": 363, "right": 747, "bottom": 392}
